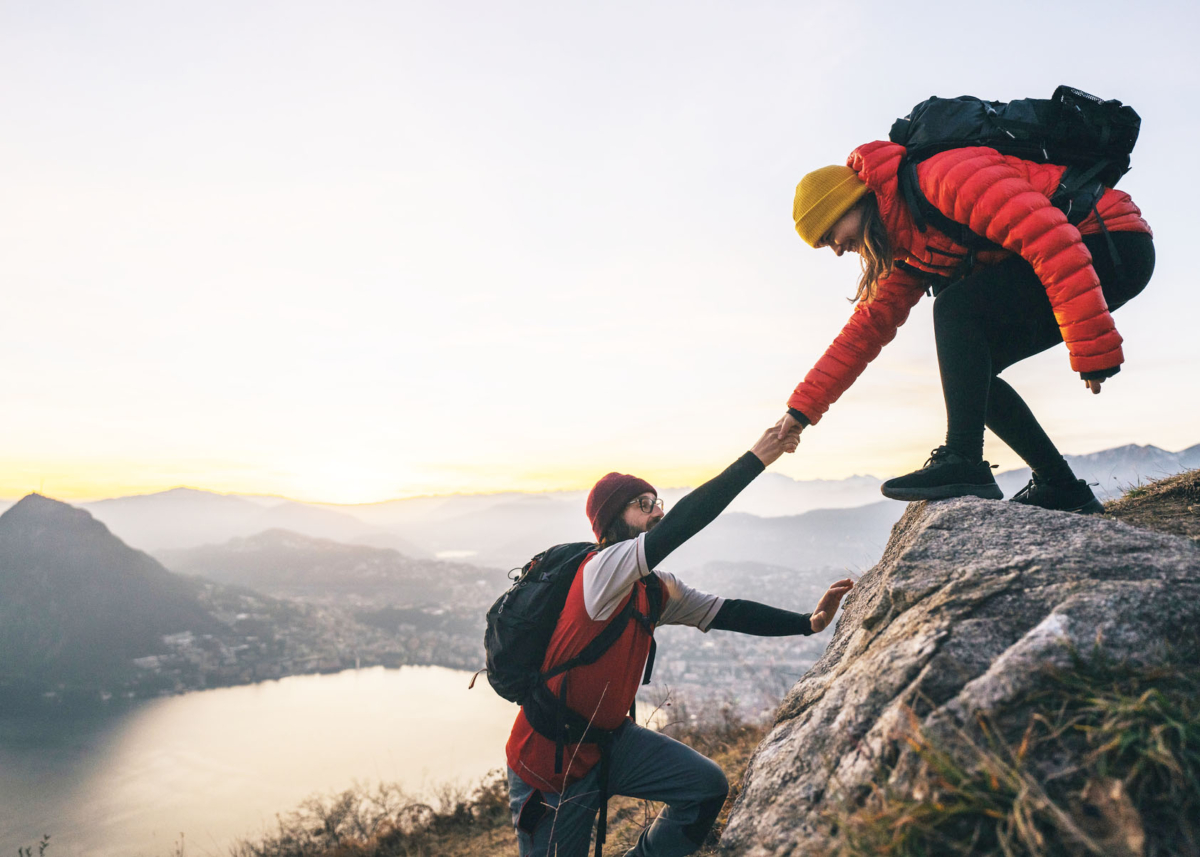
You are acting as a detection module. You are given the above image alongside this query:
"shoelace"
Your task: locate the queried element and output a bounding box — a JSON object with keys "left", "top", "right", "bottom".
{"left": 1013, "top": 475, "right": 1098, "bottom": 502}
{"left": 922, "top": 446, "right": 997, "bottom": 472}
{"left": 1012, "top": 478, "right": 1040, "bottom": 501}
{"left": 923, "top": 446, "right": 954, "bottom": 468}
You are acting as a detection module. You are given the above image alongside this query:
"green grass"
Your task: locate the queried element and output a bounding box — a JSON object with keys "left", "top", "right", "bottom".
{"left": 829, "top": 659, "right": 1200, "bottom": 857}
{"left": 1121, "top": 481, "right": 1152, "bottom": 500}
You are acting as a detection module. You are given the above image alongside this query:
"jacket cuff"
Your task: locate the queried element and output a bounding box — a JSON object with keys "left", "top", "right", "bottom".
{"left": 1080, "top": 366, "right": 1121, "bottom": 382}
{"left": 787, "top": 408, "right": 813, "bottom": 428}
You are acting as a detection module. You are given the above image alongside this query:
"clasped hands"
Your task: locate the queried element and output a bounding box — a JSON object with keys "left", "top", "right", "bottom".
{"left": 750, "top": 417, "right": 804, "bottom": 466}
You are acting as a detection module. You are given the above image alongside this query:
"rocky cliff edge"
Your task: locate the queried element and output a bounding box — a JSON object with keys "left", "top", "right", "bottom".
{"left": 721, "top": 496, "right": 1200, "bottom": 856}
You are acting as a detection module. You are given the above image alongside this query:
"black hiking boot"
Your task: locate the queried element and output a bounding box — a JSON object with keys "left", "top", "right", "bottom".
{"left": 881, "top": 446, "right": 1003, "bottom": 501}
{"left": 1010, "top": 475, "right": 1104, "bottom": 514}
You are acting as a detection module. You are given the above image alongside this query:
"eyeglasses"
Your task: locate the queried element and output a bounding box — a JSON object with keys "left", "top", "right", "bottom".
{"left": 627, "top": 496, "right": 664, "bottom": 514}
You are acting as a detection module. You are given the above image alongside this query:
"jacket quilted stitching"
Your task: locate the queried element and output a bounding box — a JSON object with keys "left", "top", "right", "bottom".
{"left": 787, "top": 141, "right": 1151, "bottom": 423}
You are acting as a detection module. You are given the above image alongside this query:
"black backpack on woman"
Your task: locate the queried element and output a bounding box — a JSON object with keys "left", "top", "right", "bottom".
{"left": 889, "top": 85, "right": 1140, "bottom": 252}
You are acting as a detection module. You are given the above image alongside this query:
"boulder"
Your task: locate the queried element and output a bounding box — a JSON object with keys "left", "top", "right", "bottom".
{"left": 720, "top": 497, "right": 1200, "bottom": 856}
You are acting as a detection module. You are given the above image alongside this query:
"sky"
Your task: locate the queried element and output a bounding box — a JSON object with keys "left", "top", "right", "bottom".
{"left": 2, "top": 0, "right": 1198, "bottom": 504}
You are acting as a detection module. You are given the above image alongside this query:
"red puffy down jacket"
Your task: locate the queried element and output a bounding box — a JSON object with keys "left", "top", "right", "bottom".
{"left": 787, "top": 141, "right": 1152, "bottom": 425}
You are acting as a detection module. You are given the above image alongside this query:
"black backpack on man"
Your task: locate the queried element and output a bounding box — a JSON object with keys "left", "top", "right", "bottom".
{"left": 481, "top": 541, "right": 661, "bottom": 709}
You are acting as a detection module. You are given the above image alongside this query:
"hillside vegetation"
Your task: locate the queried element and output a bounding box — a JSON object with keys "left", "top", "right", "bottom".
{"left": 828, "top": 656, "right": 1199, "bottom": 857}
{"left": 228, "top": 698, "right": 765, "bottom": 857}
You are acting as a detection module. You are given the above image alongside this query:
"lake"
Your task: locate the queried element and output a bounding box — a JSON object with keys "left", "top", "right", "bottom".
{"left": 0, "top": 666, "right": 517, "bottom": 857}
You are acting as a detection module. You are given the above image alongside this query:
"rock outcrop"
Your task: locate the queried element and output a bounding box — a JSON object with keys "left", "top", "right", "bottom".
{"left": 720, "top": 497, "right": 1200, "bottom": 856}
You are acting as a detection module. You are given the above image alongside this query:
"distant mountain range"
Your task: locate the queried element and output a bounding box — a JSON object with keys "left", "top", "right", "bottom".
{"left": 994, "top": 443, "right": 1200, "bottom": 499}
{"left": 156, "top": 529, "right": 502, "bottom": 607}
{"left": 2, "top": 443, "right": 1194, "bottom": 574}
{"left": 75, "top": 488, "right": 431, "bottom": 556}
{"left": 663, "top": 502, "right": 902, "bottom": 575}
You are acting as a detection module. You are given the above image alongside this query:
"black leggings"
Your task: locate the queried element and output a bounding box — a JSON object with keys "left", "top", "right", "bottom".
{"left": 933, "top": 231, "right": 1155, "bottom": 476}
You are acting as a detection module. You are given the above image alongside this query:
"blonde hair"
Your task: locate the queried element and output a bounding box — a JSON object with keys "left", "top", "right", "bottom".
{"left": 851, "top": 194, "right": 894, "bottom": 303}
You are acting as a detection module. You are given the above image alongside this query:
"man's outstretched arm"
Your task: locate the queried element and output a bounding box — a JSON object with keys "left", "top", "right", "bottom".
{"left": 709, "top": 599, "right": 813, "bottom": 636}
{"left": 709, "top": 578, "right": 854, "bottom": 635}
{"left": 644, "top": 423, "right": 798, "bottom": 569}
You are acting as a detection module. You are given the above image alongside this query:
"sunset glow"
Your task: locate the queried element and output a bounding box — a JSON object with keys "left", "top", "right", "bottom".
{"left": 2, "top": 1, "right": 1195, "bottom": 505}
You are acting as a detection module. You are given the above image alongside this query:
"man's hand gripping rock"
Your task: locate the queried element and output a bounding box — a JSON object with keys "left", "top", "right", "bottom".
{"left": 810, "top": 578, "right": 854, "bottom": 633}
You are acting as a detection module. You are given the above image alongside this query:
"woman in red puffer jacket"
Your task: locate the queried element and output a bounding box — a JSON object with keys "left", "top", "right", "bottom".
{"left": 777, "top": 141, "right": 1154, "bottom": 512}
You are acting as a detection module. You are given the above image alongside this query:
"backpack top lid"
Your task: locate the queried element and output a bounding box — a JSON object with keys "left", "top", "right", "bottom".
{"left": 888, "top": 86, "right": 1140, "bottom": 188}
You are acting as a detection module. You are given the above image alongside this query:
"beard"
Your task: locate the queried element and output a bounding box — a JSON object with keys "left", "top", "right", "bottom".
{"left": 601, "top": 515, "right": 641, "bottom": 546}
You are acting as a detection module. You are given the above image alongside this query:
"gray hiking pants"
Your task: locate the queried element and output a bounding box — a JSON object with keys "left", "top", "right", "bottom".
{"left": 507, "top": 720, "right": 729, "bottom": 857}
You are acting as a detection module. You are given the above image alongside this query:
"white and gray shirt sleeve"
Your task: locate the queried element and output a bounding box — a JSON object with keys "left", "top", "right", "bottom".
{"left": 581, "top": 533, "right": 724, "bottom": 630}
{"left": 581, "top": 534, "right": 651, "bottom": 621}
{"left": 654, "top": 570, "right": 724, "bottom": 631}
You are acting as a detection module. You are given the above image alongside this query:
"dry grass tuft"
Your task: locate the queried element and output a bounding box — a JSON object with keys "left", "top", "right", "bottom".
{"left": 827, "top": 658, "right": 1200, "bottom": 857}
{"left": 1104, "top": 468, "right": 1200, "bottom": 541}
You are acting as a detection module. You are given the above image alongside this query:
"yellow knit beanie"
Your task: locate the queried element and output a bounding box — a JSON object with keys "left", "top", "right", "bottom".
{"left": 793, "top": 165, "right": 869, "bottom": 247}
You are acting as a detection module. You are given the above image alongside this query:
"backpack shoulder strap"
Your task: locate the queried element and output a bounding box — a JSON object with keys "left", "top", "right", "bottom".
{"left": 643, "top": 572, "right": 663, "bottom": 622}
{"left": 898, "top": 158, "right": 999, "bottom": 252}
{"left": 1050, "top": 162, "right": 1109, "bottom": 225}
{"left": 540, "top": 591, "right": 639, "bottom": 680}
{"left": 540, "top": 570, "right": 663, "bottom": 681}
{"left": 636, "top": 574, "right": 662, "bottom": 687}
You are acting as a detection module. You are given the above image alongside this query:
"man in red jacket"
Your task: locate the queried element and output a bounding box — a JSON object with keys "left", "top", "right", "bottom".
{"left": 506, "top": 423, "right": 854, "bottom": 857}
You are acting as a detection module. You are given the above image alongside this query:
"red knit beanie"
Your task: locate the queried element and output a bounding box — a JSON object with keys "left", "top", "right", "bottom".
{"left": 586, "top": 472, "right": 656, "bottom": 541}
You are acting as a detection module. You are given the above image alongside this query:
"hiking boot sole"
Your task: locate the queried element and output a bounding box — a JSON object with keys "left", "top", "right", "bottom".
{"left": 1011, "top": 497, "right": 1105, "bottom": 515}
{"left": 882, "top": 483, "right": 1004, "bottom": 501}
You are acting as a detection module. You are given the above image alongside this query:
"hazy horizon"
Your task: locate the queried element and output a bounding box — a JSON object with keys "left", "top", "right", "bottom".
{"left": 0, "top": 468, "right": 882, "bottom": 506}
{"left": 1, "top": 438, "right": 1194, "bottom": 508}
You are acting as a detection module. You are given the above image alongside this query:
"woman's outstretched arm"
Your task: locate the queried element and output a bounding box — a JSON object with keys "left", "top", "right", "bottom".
{"left": 643, "top": 425, "right": 797, "bottom": 569}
